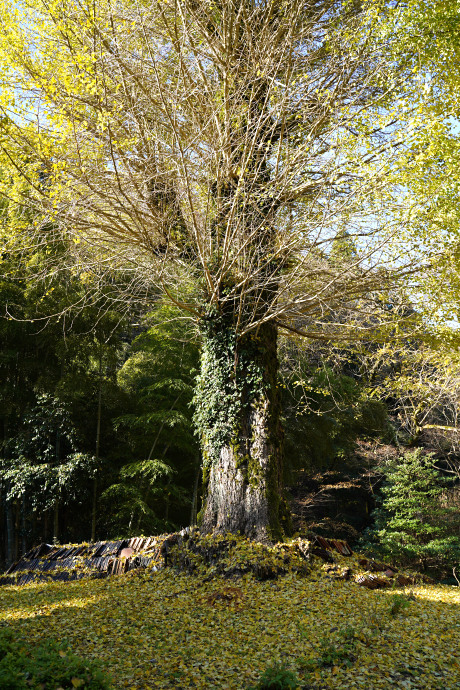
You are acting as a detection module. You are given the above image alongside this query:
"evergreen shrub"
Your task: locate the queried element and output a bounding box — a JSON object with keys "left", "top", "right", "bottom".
{"left": 249, "top": 661, "right": 300, "bottom": 689}
{"left": 362, "top": 449, "right": 460, "bottom": 573}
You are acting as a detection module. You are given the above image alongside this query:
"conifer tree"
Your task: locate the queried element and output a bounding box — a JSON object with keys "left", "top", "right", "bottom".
{"left": 366, "top": 450, "right": 460, "bottom": 570}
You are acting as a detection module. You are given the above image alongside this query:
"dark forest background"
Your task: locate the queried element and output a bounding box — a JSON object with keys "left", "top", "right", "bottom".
{"left": 1, "top": 246, "right": 460, "bottom": 579}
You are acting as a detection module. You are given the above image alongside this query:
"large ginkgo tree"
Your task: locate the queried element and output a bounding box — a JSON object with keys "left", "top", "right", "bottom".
{"left": 0, "top": 0, "right": 448, "bottom": 540}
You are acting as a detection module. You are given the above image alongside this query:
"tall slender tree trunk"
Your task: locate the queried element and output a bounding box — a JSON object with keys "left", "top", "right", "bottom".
{"left": 0, "top": 486, "right": 4, "bottom": 568}
{"left": 21, "top": 497, "right": 26, "bottom": 555}
{"left": 91, "top": 356, "right": 103, "bottom": 542}
{"left": 190, "top": 457, "right": 200, "bottom": 527}
{"left": 5, "top": 500, "right": 14, "bottom": 565}
{"left": 54, "top": 410, "right": 61, "bottom": 544}
{"left": 14, "top": 501, "right": 19, "bottom": 560}
{"left": 3, "top": 419, "right": 15, "bottom": 565}
{"left": 44, "top": 509, "right": 49, "bottom": 542}
{"left": 197, "top": 318, "right": 288, "bottom": 543}
{"left": 53, "top": 501, "right": 59, "bottom": 543}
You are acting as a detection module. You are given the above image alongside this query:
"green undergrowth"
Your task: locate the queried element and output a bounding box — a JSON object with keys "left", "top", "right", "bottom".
{"left": 0, "top": 628, "right": 111, "bottom": 689}
{"left": 248, "top": 661, "right": 300, "bottom": 689}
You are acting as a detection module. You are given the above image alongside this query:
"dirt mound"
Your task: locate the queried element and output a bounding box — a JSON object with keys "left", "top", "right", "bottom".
{"left": 1, "top": 529, "right": 432, "bottom": 589}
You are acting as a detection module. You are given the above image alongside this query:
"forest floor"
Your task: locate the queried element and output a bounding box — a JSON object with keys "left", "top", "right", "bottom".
{"left": 0, "top": 552, "right": 459, "bottom": 689}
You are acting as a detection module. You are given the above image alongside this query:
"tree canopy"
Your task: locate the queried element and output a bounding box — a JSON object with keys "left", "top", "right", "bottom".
{"left": 0, "top": 0, "right": 442, "bottom": 332}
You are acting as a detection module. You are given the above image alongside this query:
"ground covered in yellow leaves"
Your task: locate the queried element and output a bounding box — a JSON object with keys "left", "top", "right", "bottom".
{"left": 1, "top": 548, "right": 459, "bottom": 690}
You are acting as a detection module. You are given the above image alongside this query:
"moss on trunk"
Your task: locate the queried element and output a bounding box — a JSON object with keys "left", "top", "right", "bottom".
{"left": 194, "top": 314, "right": 290, "bottom": 542}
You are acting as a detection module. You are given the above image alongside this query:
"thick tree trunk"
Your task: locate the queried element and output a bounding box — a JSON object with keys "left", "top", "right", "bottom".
{"left": 196, "top": 318, "right": 288, "bottom": 542}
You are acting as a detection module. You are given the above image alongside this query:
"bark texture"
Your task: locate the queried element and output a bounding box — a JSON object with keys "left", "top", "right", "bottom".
{"left": 197, "top": 320, "right": 287, "bottom": 542}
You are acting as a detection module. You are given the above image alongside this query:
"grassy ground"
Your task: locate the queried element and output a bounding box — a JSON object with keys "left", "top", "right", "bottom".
{"left": 0, "top": 555, "right": 459, "bottom": 689}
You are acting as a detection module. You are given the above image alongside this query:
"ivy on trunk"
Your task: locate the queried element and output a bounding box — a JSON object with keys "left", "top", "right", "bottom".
{"left": 193, "top": 313, "right": 289, "bottom": 542}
